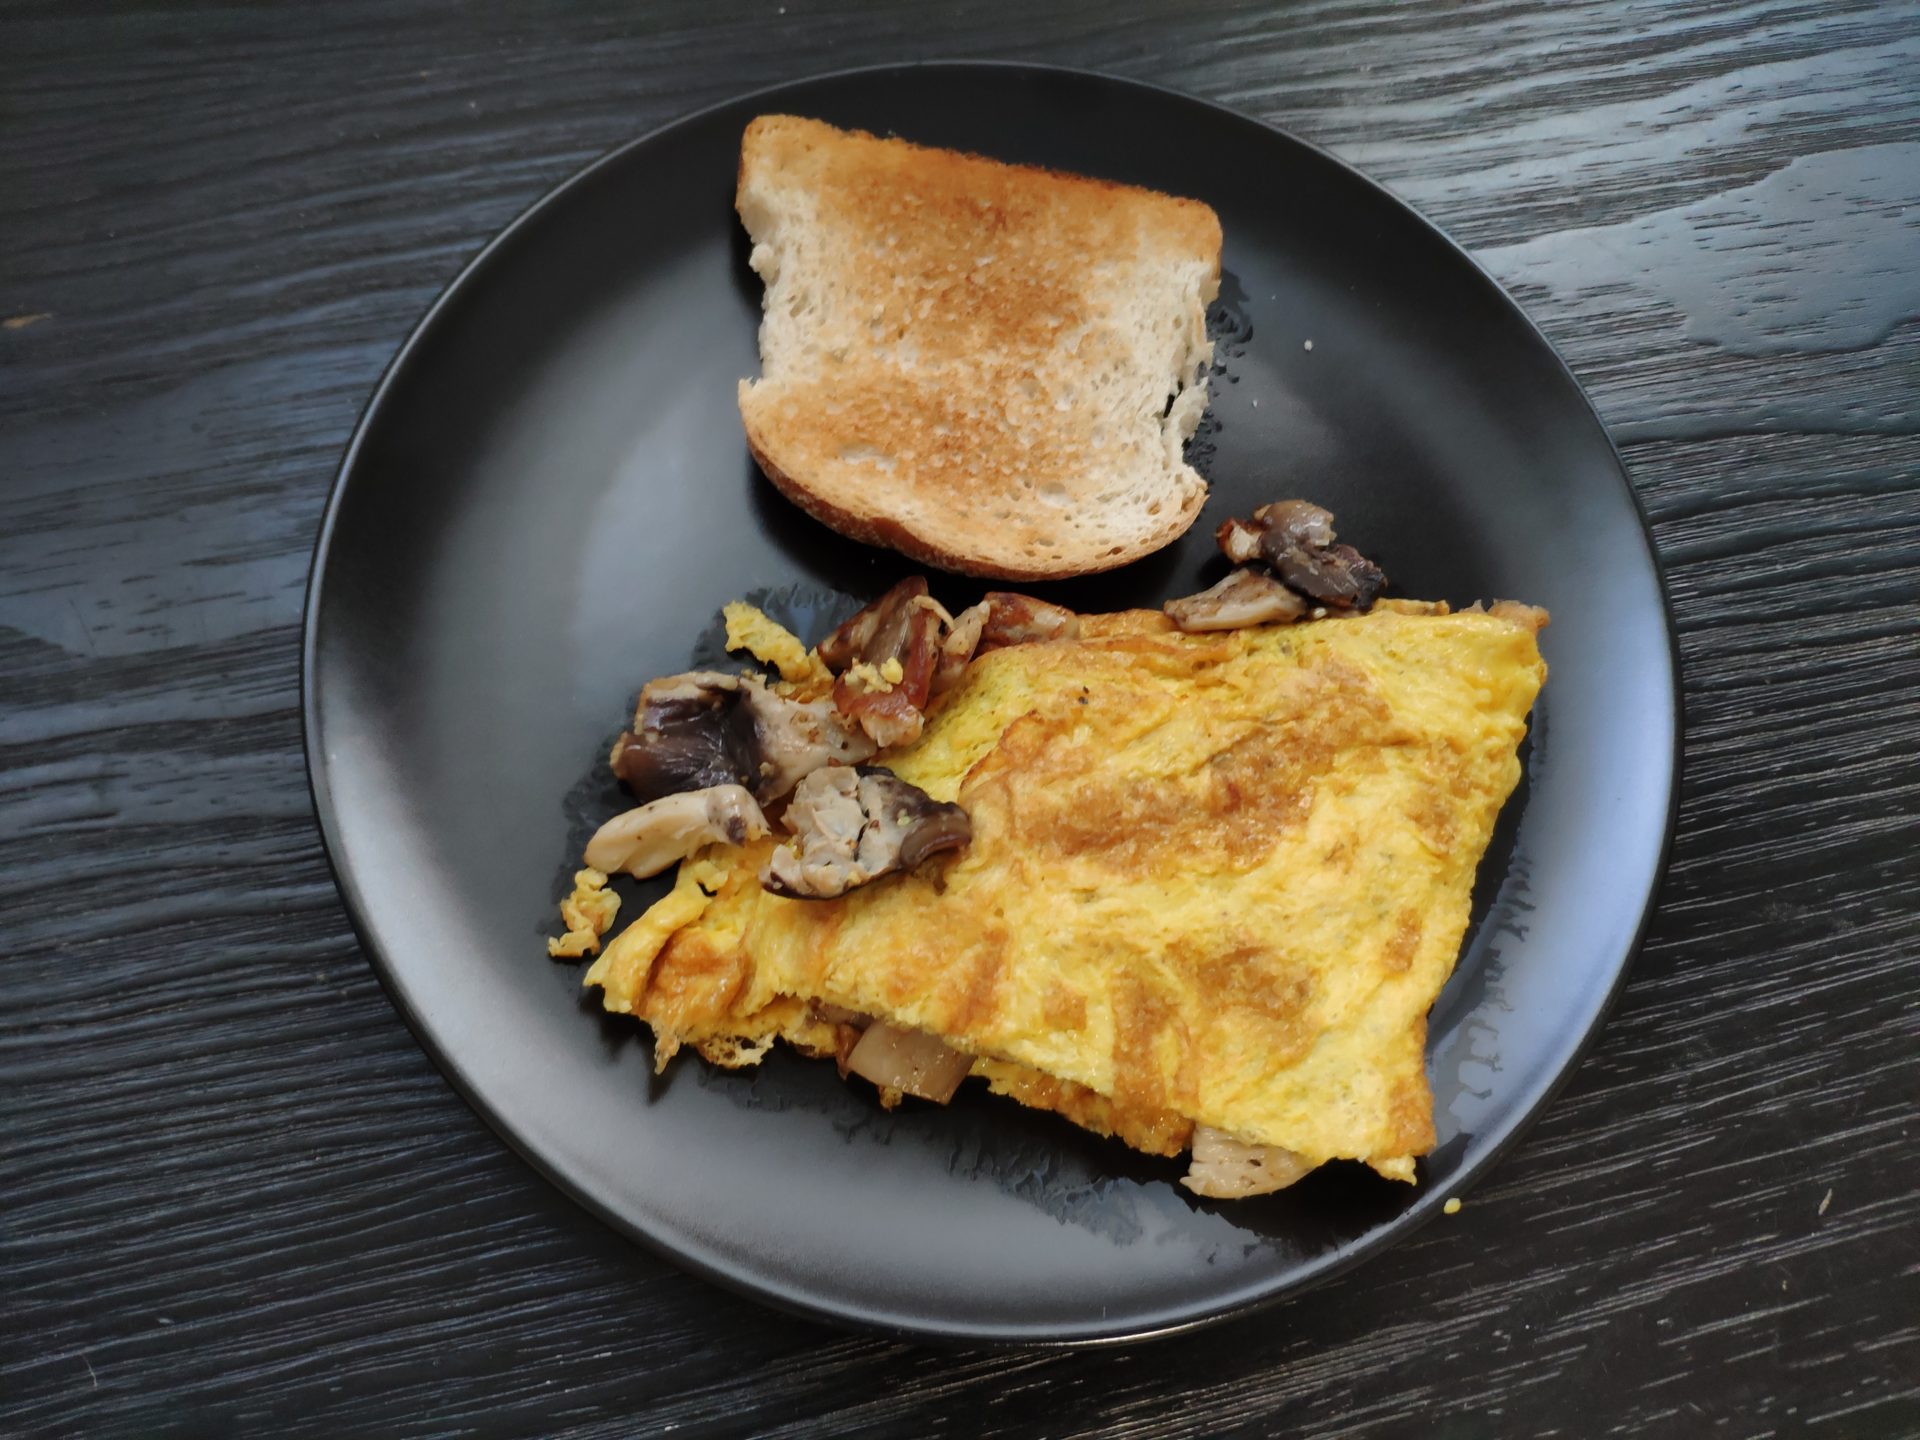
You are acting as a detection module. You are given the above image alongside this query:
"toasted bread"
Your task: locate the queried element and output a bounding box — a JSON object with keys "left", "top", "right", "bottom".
{"left": 735, "top": 115, "right": 1222, "bottom": 580}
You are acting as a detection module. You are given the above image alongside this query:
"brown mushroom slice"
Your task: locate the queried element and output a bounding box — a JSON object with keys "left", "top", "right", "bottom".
{"left": 929, "top": 591, "right": 1079, "bottom": 696}
{"left": 1270, "top": 540, "right": 1385, "bottom": 611}
{"left": 611, "top": 670, "right": 873, "bottom": 805}
{"left": 843, "top": 1021, "right": 974, "bottom": 1104}
{"left": 974, "top": 591, "right": 1080, "bottom": 652}
{"left": 761, "top": 765, "right": 971, "bottom": 900}
{"left": 887, "top": 786, "right": 974, "bottom": 870}
{"left": 1244, "top": 498, "right": 1336, "bottom": 551}
{"left": 819, "top": 576, "right": 932, "bottom": 671}
{"left": 611, "top": 671, "right": 760, "bottom": 803}
{"left": 583, "top": 784, "right": 770, "bottom": 879}
{"left": 1180, "top": 1125, "right": 1318, "bottom": 1198}
{"left": 822, "top": 577, "right": 947, "bottom": 748}
{"left": 1164, "top": 567, "right": 1308, "bottom": 632}
{"left": 1215, "top": 500, "right": 1386, "bottom": 611}
{"left": 833, "top": 675, "right": 929, "bottom": 751}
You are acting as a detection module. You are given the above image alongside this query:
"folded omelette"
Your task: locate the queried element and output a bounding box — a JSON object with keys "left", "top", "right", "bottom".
{"left": 573, "top": 598, "right": 1546, "bottom": 1191}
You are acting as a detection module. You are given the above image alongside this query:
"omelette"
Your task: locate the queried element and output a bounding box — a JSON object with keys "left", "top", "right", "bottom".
{"left": 561, "top": 592, "right": 1547, "bottom": 1194}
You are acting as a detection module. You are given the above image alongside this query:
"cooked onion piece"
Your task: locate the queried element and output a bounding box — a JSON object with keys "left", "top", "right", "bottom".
{"left": 844, "top": 1021, "right": 974, "bottom": 1104}
{"left": 1181, "top": 1125, "right": 1318, "bottom": 1198}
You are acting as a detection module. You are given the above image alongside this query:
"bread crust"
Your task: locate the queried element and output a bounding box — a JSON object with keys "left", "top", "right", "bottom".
{"left": 744, "top": 419, "right": 1208, "bottom": 582}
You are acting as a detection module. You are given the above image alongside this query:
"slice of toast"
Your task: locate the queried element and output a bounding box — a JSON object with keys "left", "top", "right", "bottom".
{"left": 735, "top": 116, "right": 1222, "bottom": 581}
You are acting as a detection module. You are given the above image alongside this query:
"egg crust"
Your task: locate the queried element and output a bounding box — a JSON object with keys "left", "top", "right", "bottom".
{"left": 585, "top": 601, "right": 1546, "bottom": 1181}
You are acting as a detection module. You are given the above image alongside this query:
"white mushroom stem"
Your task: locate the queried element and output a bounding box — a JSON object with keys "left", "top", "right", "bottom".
{"left": 1164, "top": 567, "right": 1307, "bottom": 632}
{"left": 584, "top": 785, "right": 769, "bottom": 878}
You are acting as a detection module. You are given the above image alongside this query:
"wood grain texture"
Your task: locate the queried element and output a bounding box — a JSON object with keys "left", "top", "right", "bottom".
{"left": 3, "top": 0, "right": 1917, "bottom": 1435}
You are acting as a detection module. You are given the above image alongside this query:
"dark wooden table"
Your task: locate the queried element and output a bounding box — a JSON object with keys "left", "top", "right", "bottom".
{"left": 5, "top": 2, "right": 1917, "bottom": 1435}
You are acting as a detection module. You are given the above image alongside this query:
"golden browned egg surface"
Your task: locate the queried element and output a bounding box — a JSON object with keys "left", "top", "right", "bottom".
{"left": 585, "top": 602, "right": 1546, "bottom": 1181}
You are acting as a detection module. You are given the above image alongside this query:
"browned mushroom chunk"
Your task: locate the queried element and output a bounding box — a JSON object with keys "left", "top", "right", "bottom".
{"left": 761, "top": 765, "right": 971, "bottom": 899}
{"left": 820, "top": 577, "right": 947, "bottom": 748}
{"left": 1214, "top": 499, "right": 1387, "bottom": 611}
{"left": 833, "top": 674, "right": 928, "bottom": 751}
{"left": 1164, "top": 567, "right": 1309, "bottom": 632}
{"left": 1216, "top": 498, "right": 1334, "bottom": 562}
{"left": 584, "top": 785, "right": 769, "bottom": 878}
{"left": 610, "top": 672, "right": 758, "bottom": 802}
{"left": 821, "top": 576, "right": 929, "bottom": 669}
{"left": 929, "top": 590, "right": 1079, "bottom": 696}
{"left": 611, "top": 671, "right": 872, "bottom": 805}
{"left": 974, "top": 591, "right": 1080, "bottom": 652}
{"left": 1259, "top": 500, "right": 1384, "bottom": 608}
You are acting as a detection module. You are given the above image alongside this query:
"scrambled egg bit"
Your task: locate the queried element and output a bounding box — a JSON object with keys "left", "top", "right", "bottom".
{"left": 723, "top": 600, "right": 832, "bottom": 687}
{"left": 548, "top": 868, "right": 619, "bottom": 958}
{"left": 576, "top": 600, "right": 1547, "bottom": 1184}
{"left": 840, "top": 656, "right": 905, "bottom": 693}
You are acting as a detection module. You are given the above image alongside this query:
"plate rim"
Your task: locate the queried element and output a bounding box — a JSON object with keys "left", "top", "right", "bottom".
{"left": 300, "top": 58, "right": 1684, "bottom": 1346}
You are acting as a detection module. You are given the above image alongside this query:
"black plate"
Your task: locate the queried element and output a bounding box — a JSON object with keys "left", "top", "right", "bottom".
{"left": 303, "top": 63, "right": 1678, "bottom": 1344}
